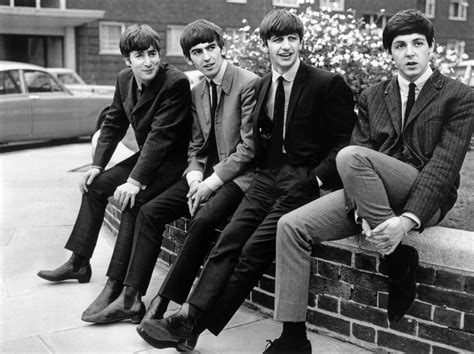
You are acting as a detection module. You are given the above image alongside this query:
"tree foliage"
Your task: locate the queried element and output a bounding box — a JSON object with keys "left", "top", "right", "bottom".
{"left": 225, "top": 8, "right": 463, "bottom": 103}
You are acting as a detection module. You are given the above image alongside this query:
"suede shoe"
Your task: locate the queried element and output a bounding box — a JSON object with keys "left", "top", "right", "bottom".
{"left": 82, "top": 286, "right": 145, "bottom": 324}
{"left": 81, "top": 278, "right": 122, "bottom": 319}
{"left": 139, "top": 313, "right": 199, "bottom": 351}
{"left": 264, "top": 336, "right": 312, "bottom": 353}
{"left": 386, "top": 244, "right": 419, "bottom": 323}
{"left": 37, "top": 257, "right": 91, "bottom": 283}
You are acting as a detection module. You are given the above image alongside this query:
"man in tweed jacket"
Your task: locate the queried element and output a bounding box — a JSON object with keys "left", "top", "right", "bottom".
{"left": 37, "top": 25, "right": 191, "bottom": 285}
{"left": 266, "top": 9, "right": 473, "bottom": 353}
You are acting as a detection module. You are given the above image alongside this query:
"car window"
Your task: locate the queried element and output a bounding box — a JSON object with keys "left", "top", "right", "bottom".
{"left": 0, "top": 70, "right": 22, "bottom": 95}
{"left": 57, "top": 73, "right": 82, "bottom": 85}
{"left": 24, "top": 70, "right": 63, "bottom": 93}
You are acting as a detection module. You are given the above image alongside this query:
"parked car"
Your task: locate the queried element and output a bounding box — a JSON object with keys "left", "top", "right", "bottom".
{"left": 454, "top": 60, "right": 474, "bottom": 88}
{"left": 46, "top": 67, "right": 116, "bottom": 97}
{"left": 0, "top": 61, "right": 111, "bottom": 144}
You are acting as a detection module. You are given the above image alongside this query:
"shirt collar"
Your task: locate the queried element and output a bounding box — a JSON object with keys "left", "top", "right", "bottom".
{"left": 206, "top": 59, "right": 227, "bottom": 86}
{"left": 398, "top": 66, "right": 433, "bottom": 92}
{"left": 271, "top": 59, "right": 300, "bottom": 83}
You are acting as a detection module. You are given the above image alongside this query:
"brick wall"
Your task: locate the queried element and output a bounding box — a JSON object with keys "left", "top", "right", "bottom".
{"left": 103, "top": 202, "right": 474, "bottom": 353}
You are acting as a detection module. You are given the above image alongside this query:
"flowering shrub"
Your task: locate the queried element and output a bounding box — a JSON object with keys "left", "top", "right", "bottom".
{"left": 225, "top": 8, "right": 464, "bottom": 103}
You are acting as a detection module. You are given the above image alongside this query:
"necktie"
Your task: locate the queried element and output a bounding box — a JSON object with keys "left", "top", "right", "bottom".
{"left": 210, "top": 80, "right": 218, "bottom": 120}
{"left": 269, "top": 76, "right": 285, "bottom": 169}
{"left": 404, "top": 82, "right": 416, "bottom": 127}
{"left": 205, "top": 80, "right": 219, "bottom": 176}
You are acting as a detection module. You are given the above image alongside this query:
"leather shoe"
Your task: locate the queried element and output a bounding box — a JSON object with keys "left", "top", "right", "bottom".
{"left": 82, "top": 286, "right": 145, "bottom": 324}
{"left": 141, "top": 294, "right": 168, "bottom": 322}
{"left": 264, "top": 336, "right": 312, "bottom": 353}
{"left": 386, "top": 244, "right": 419, "bottom": 323}
{"left": 139, "top": 313, "right": 199, "bottom": 351}
{"left": 82, "top": 278, "right": 122, "bottom": 319}
{"left": 37, "top": 255, "right": 91, "bottom": 283}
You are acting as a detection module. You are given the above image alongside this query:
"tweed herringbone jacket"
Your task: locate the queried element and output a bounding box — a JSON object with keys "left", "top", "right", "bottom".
{"left": 351, "top": 69, "right": 474, "bottom": 226}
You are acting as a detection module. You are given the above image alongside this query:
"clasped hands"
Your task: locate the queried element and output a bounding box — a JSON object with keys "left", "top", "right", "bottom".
{"left": 362, "top": 216, "right": 415, "bottom": 255}
{"left": 187, "top": 180, "right": 213, "bottom": 217}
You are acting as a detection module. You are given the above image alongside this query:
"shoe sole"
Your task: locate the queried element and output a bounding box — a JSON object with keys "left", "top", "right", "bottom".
{"left": 37, "top": 273, "right": 91, "bottom": 283}
{"left": 82, "top": 313, "right": 144, "bottom": 324}
{"left": 136, "top": 326, "right": 185, "bottom": 351}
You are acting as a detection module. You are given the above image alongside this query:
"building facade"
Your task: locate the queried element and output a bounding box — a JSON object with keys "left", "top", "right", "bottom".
{"left": 1, "top": 0, "right": 471, "bottom": 85}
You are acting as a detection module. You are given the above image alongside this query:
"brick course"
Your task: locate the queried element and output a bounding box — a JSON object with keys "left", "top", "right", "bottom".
{"left": 104, "top": 202, "right": 474, "bottom": 353}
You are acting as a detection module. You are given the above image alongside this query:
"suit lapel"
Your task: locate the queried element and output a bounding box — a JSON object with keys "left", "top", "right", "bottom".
{"left": 131, "top": 64, "right": 164, "bottom": 117}
{"left": 383, "top": 78, "right": 403, "bottom": 134}
{"left": 285, "top": 62, "right": 306, "bottom": 129}
{"left": 123, "top": 73, "right": 136, "bottom": 119}
{"left": 405, "top": 71, "right": 442, "bottom": 128}
{"left": 198, "top": 79, "right": 212, "bottom": 138}
{"left": 217, "top": 64, "right": 234, "bottom": 125}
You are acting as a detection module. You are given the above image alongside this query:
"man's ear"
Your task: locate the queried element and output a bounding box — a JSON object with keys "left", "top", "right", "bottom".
{"left": 123, "top": 56, "right": 131, "bottom": 67}
{"left": 220, "top": 45, "right": 227, "bottom": 57}
{"left": 184, "top": 55, "right": 193, "bottom": 66}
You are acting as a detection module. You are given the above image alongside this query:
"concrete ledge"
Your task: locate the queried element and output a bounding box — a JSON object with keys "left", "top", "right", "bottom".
{"left": 331, "top": 226, "right": 474, "bottom": 273}
{"left": 103, "top": 200, "right": 474, "bottom": 353}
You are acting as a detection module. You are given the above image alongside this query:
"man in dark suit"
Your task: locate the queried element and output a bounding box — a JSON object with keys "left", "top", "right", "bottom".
{"left": 37, "top": 25, "right": 191, "bottom": 291}
{"left": 137, "top": 9, "right": 356, "bottom": 351}
{"left": 79, "top": 19, "right": 257, "bottom": 326}
{"left": 266, "top": 9, "right": 474, "bottom": 353}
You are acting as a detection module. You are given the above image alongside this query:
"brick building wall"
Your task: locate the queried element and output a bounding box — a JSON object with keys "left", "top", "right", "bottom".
{"left": 104, "top": 202, "right": 474, "bottom": 353}
{"left": 67, "top": 0, "right": 473, "bottom": 85}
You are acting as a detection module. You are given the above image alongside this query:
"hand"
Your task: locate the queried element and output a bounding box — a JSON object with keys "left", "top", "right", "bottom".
{"left": 187, "top": 182, "right": 213, "bottom": 217}
{"left": 186, "top": 180, "right": 200, "bottom": 215}
{"left": 79, "top": 167, "right": 102, "bottom": 194}
{"left": 364, "top": 216, "right": 414, "bottom": 255}
{"left": 113, "top": 182, "right": 140, "bottom": 211}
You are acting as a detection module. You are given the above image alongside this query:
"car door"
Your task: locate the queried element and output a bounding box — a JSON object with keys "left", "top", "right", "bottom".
{"left": 0, "top": 69, "right": 32, "bottom": 143}
{"left": 23, "top": 69, "right": 81, "bottom": 139}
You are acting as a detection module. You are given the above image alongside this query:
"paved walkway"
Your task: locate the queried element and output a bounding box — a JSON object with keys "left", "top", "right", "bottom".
{"left": 0, "top": 142, "right": 371, "bottom": 353}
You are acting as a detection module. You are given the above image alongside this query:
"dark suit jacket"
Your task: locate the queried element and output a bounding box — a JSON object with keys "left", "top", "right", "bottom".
{"left": 93, "top": 63, "right": 192, "bottom": 186}
{"left": 253, "top": 61, "right": 357, "bottom": 186}
{"left": 352, "top": 69, "right": 474, "bottom": 226}
{"left": 184, "top": 63, "right": 258, "bottom": 192}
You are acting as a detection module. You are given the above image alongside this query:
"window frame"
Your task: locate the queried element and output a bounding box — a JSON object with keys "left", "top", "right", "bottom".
{"left": 166, "top": 24, "right": 186, "bottom": 57}
{"left": 448, "top": 0, "right": 468, "bottom": 21}
{"left": 99, "top": 21, "right": 127, "bottom": 55}
{"left": 425, "top": 0, "right": 436, "bottom": 18}
{"left": 272, "top": 0, "right": 300, "bottom": 8}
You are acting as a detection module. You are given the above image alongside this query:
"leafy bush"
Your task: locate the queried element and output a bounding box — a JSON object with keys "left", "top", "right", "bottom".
{"left": 225, "top": 8, "right": 464, "bottom": 103}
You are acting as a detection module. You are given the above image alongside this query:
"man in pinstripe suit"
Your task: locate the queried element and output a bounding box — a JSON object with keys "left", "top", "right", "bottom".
{"left": 266, "top": 9, "right": 473, "bottom": 353}
{"left": 37, "top": 25, "right": 191, "bottom": 286}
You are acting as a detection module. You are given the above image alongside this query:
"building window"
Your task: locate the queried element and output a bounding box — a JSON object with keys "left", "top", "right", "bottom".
{"left": 425, "top": 0, "right": 436, "bottom": 18}
{"left": 446, "top": 40, "right": 465, "bottom": 56}
{"left": 319, "top": 0, "right": 344, "bottom": 11}
{"left": 166, "top": 25, "right": 186, "bottom": 56}
{"left": 226, "top": 0, "right": 246, "bottom": 3}
{"left": 449, "top": 0, "right": 468, "bottom": 21}
{"left": 99, "top": 22, "right": 127, "bottom": 55}
{"left": 362, "top": 14, "right": 388, "bottom": 28}
{"left": 273, "top": 0, "right": 300, "bottom": 8}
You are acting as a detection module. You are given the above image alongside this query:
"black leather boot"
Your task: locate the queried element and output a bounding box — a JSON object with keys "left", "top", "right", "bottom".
{"left": 142, "top": 294, "right": 170, "bottom": 322}
{"left": 386, "top": 244, "right": 419, "bottom": 323}
{"left": 37, "top": 253, "right": 91, "bottom": 283}
{"left": 82, "top": 285, "right": 145, "bottom": 324}
{"left": 81, "top": 277, "right": 122, "bottom": 319}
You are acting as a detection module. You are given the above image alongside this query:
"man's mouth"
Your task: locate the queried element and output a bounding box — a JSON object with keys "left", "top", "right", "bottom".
{"left": 279, "top": 52, "right": 293, "bottom": 58}
{"left": 204, "top": 63, "right": 215, "bottom": 69}
{"left": 406, "top": 61, "right": 418, "bottom": 67}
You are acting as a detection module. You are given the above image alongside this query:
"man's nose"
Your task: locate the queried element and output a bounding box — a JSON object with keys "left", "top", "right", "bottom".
{"left": 281, "top": 38, "right": 291, "bottom": 49}
{"left": 143, "top": 54, "right": 152, "bottom": 65}
{"left": 406, "top": 44, "right": 415, "bottom": 56}
{"left": 203, "top": 50, "right": 211, "bottom": 61}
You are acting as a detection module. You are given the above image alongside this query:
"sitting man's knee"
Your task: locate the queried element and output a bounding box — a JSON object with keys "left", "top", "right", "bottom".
{"left": 336, "top": 145, "right": 371, "bottom": 172}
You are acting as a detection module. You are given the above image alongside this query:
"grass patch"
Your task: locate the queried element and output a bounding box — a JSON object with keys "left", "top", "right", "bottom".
{"left": 439, "top": 150, "right": 474, "bottom": 231}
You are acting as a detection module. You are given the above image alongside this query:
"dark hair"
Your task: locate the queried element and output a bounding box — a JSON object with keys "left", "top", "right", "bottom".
{"left": 382, "top": 9, "right": 434, "bottom": 53}
{"left": 180, "top": 19, "right": 225, "bottom": 59}
{"left": 259, "top": 9, "right": 304, "bottom": 45}
{"left": 119, "top": 24, "right": 161, "bottom": 57}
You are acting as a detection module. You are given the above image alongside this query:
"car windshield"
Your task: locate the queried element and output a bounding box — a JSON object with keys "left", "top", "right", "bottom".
{"left": 24, "top": 70, "right": 64, "bottom": 93}
{"left": 57, "top": 72, "right": 84, "bottom": 85}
